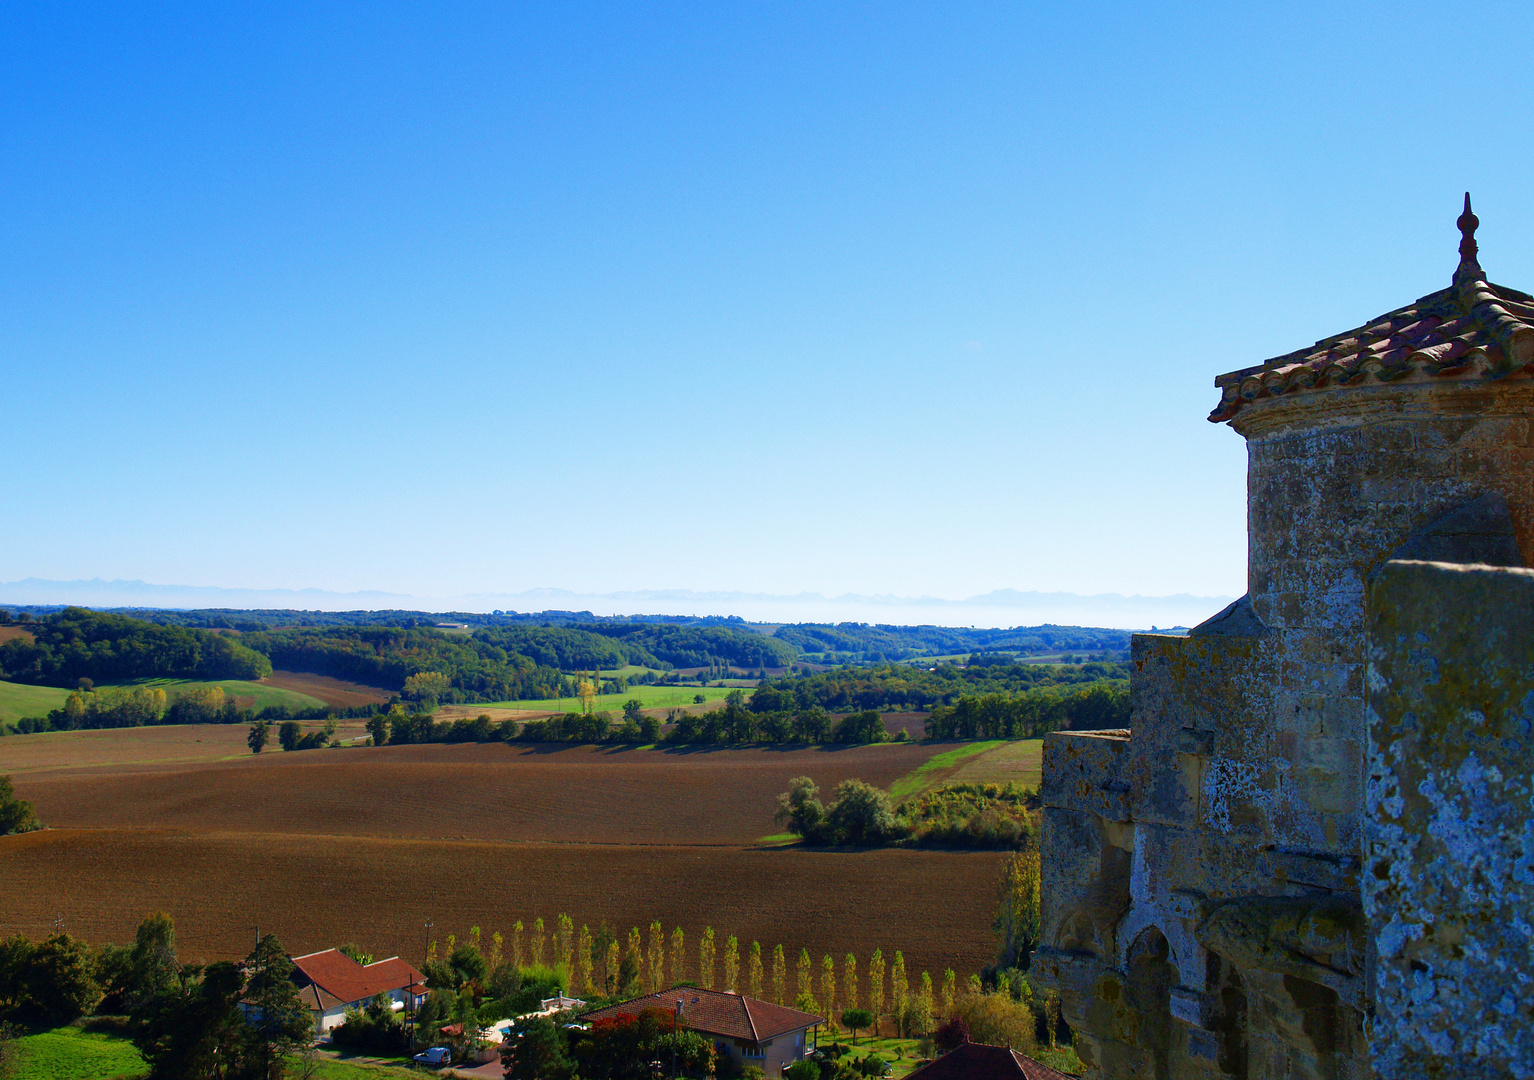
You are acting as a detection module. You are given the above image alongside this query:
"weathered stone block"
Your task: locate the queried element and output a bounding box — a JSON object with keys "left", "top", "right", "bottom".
{"left": 1044, "top": 730, "right": 1130, "bottom": 821}
{"left": 1365, "top": 559, "right": 1534, "bottom": 1080}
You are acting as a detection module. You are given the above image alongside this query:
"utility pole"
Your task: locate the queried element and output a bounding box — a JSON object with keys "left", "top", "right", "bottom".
{"left": 414, "top": 919, "right": 433, "bottom": 1051}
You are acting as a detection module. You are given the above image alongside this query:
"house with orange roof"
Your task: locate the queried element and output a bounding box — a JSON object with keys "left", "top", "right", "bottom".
{"left": 581, "top": 986, "right": 822, "bottom": 1076}
{"left": 287, "top": 948, "right": 429, "bottom": 1035}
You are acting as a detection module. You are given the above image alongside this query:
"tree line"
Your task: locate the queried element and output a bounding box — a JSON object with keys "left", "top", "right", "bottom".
{"left": 747, "top": 660, "right": 1128, "bottom": 714}
{"left": 775, "top": 777, "right": 1038, "bottom": 850}
{"left": 0, "top": 609, "right": 270, "bottom": 687}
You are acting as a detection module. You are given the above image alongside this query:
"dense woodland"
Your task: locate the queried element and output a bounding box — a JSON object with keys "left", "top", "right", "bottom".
{"left": 0, "top": 609, "right": 270, "bottom": 685}
{"left": 748, "top": 659, "right": 1128, "bottom": 713}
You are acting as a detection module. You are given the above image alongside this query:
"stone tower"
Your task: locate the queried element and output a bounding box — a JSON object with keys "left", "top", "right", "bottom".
{"left": 1032, "top": 198, "right": 1534, "bottom": 1079}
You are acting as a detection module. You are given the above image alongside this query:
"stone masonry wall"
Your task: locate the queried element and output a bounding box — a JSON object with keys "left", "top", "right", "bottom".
{"left": 1364, "top": 559, "right": 1534, "bottom": 1079}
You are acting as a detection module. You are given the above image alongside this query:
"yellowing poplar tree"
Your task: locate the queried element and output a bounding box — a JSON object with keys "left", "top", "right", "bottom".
{"left": 869, "top": 950, "right": 885, "bottom": 1030}
{"left": 821, "top": 955, "right": 837, "bottom": 1022}
{"left": 625, "top": 928, "right": 643, "bottom": 992}
{"left": 844, "top": 954, "right": 858, "bottom": 1011}
{"left": 700, "top": 928, "right": 715, "bottom": 990}
{"left": 724, "top": 935, "right": 740, "bottom": 992}
{"left": 941, "top": 969, "right": 956, "bottom": 1017}
{"left": 647, "top": 921, "right": 665, "bottom": 993}
{"left": 671, "top": 927, "right": 685, "bottom": 986}
{"left": 994, "top": 849, "right": 1042, "bottom": 970}
{"left": 490, "top": 931, "right": 503, "bottom": 972}
{"left": 606, "top": 939, "right": 621, "bottom": 994}
{"left": 772, "top": 945, "right": 786, "bottom": 1005}
{"left": 796, "top": 949, "right": 814, "bottom": 1008}
{"left": 512, "top": 921, "right": 524, "bottom": 969}
{"left": 891, "top": 952, "right": 908, "bottom": 1025}
{"left": 557, "top": 915, "right": 574, "bottom": 975}
{"left": 532, "top": 918, "right": 546, "bottom": 967}
{"left": 748, "top": 942, "right": 763, "bottom": 1000}
{"left": 577, "top": 925, "right": 594, "bottom": 994}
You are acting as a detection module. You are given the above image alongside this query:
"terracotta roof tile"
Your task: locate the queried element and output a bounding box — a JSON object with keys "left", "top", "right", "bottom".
{"left": 1211, "top": 197, "right": 1534, "bottom": 423}
{"left": 580, "top": 986, "right": 823, "bottom": 1044}
{"left": 904, "top": 1043, "right": 1075, "bottom": 1080}
{"left": 289, "top": 949, "right": 425, "bottom": 1006}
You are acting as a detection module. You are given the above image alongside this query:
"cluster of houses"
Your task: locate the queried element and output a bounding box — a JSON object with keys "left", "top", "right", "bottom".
{"left": 280, "top": 946, "right": 1070, "bottom": 1078}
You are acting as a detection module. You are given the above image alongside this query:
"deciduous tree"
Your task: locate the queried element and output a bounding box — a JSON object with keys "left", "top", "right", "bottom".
{"left": 771, "top": 945, "right": 785, "bottom": 1005}
{"left": 868, "top": 950, "right": 885, "bottom": 1033}
{"left": 723, "top": 936, "right": 739, "bottom": 993}
{"left": 748, "top": 942, "right": 763, "bottom": 1000}
{"left": 699, "top": 929, "right": 715, "bottom": 990}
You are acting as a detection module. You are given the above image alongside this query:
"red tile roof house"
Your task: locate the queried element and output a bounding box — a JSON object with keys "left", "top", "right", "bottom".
{"left": 581, "top": 987, "right": 822, "bottom": 1076}
{"left": 287, "top": 949, "right": 429, "bottom": 1036}
{"left": 904, "top": 1043, "right": 1075, "bottom": 1080}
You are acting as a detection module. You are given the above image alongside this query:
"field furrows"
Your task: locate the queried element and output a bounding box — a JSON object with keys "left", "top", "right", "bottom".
{"left": 14, "top": 741, "right": 944, "bottom": 845}
{"left": 0, "top": 829, "right": 1006, "bottom": 982}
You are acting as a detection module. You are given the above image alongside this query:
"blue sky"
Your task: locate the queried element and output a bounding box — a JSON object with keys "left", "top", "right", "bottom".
{"left": 5, "top": 2, "right": 1534, "bottom": 616}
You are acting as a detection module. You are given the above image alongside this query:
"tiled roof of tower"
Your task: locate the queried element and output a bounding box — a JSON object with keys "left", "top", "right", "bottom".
{"left": 1211, "top": 196, "right": 1534, "bottom": 423}
{"left": 580, "top": 986, "right": 823, "bottom": 1043}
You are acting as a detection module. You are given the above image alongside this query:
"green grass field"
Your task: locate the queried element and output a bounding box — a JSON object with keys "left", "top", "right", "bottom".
{"left": 482, "top": 683, "right": 737, "bottom": 713}
{"left": 886, "top": 740, "right": 1007, "bottom": 801}
{"left": 943, "top": 738, "right": 1044, "bottom": 791}
{"left": 0, "top": 681, "right": 73, "bottom": 723}
{"left": 0, "top": 678, "right": 325, "bottom": 724}
{"left": 12, "top": 1026, "right": 148, "bottom": 1080}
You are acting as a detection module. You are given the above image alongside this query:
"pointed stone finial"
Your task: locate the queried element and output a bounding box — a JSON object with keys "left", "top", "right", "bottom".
{"left": 1456, "top": 192, "right": 1482, "bottom": 281}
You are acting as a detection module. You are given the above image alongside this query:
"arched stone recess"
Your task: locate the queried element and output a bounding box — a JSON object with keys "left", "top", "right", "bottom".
{"left": 1116, "top": 906, "right": 1205, "bottom": 992}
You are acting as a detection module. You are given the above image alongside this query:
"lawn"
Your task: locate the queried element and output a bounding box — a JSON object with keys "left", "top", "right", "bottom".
{"left": 0, "top": 677, "right": 326, "bottom": 725}
{"left": 479, "top": 683, "right": 737, "bottom": 713}
{"left": 11, "top": 1025, "right": 147, "bottom": 1080}
{"left": 825, "top": 1033, "right": 1083, "bottom": 1078}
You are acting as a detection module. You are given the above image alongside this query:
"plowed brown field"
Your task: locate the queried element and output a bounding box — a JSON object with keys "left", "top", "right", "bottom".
{"left": 0, "top": 734, "right": 1009, "bottom": 983}
{"left": 264, "top": 670, "right": 394, "bottom": 709}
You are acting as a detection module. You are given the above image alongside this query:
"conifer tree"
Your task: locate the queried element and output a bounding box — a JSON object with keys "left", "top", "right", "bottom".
{"left": 772, "top": 944, "right": 786, "bottom": 1005}
{"left": 648, "top": 921, "right": 665, "bottom": 993}
{"left": 557, "top": 915, "right": 574, "bottom": 976}
{"left": 748, "top": 941, "right": 763, "bottom": 1000}
{"left": 868, "top": 950, "right": 885, "bottom": 1031}
{"left": 577, "top": 925, "right": 594, "bottom": 995}
{"left": 844, "top": 954, "right": 857, "bottom": 1011}
{"left": 700, "top": 928, "right": 716, "bottom": 990}
{"left": 513, "top": 921, "right": 524, "bottom": 969}
{"left": 821, "top": 955, "right": 837, "bottom": 1022}
{"left": 724, "top": 935, "right": 740, "bottom": 992}
{"left": 532, "top": 918, "right": 546, "bottom": 967}
{"left": 941, "top": 969, "right": 955, "bottom": 1017}
{"left": 671, "top": 927, "right": 685, "bottom": 986}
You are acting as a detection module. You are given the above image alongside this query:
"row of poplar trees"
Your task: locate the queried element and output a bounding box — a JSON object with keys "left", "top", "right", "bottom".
{"left": 430, "top": 915, "right": 973, "bottom": 1034}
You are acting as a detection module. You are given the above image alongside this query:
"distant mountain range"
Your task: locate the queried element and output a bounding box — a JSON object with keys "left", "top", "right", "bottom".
{"left": 0, "top": 577, "right": 1235, "bottom": 631}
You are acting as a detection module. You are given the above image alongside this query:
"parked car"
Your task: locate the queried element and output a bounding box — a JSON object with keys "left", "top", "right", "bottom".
{"left": 413, "top": 1046, "right": 451, "bottom": 1065}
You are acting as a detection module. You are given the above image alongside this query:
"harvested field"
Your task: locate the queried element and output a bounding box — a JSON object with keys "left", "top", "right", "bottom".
{"left": 17, "top": 741, "right": 944, "bottom": 844}
{"left": 0, "top": 729, "right": 1023, "bottom": 987}
{"left": 0, "top": 829, "right": 1005, "bottom": 985}
{"left": 264, "top": 670, "right": 394, "bottom": 709}
{"left": 0, "top": 720, "right": 372, "bottom": 775}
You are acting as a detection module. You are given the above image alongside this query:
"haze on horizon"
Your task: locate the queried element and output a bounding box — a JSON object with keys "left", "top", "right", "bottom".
{"left": 6, "top": 2, "right": 1534, "bottom": 609}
